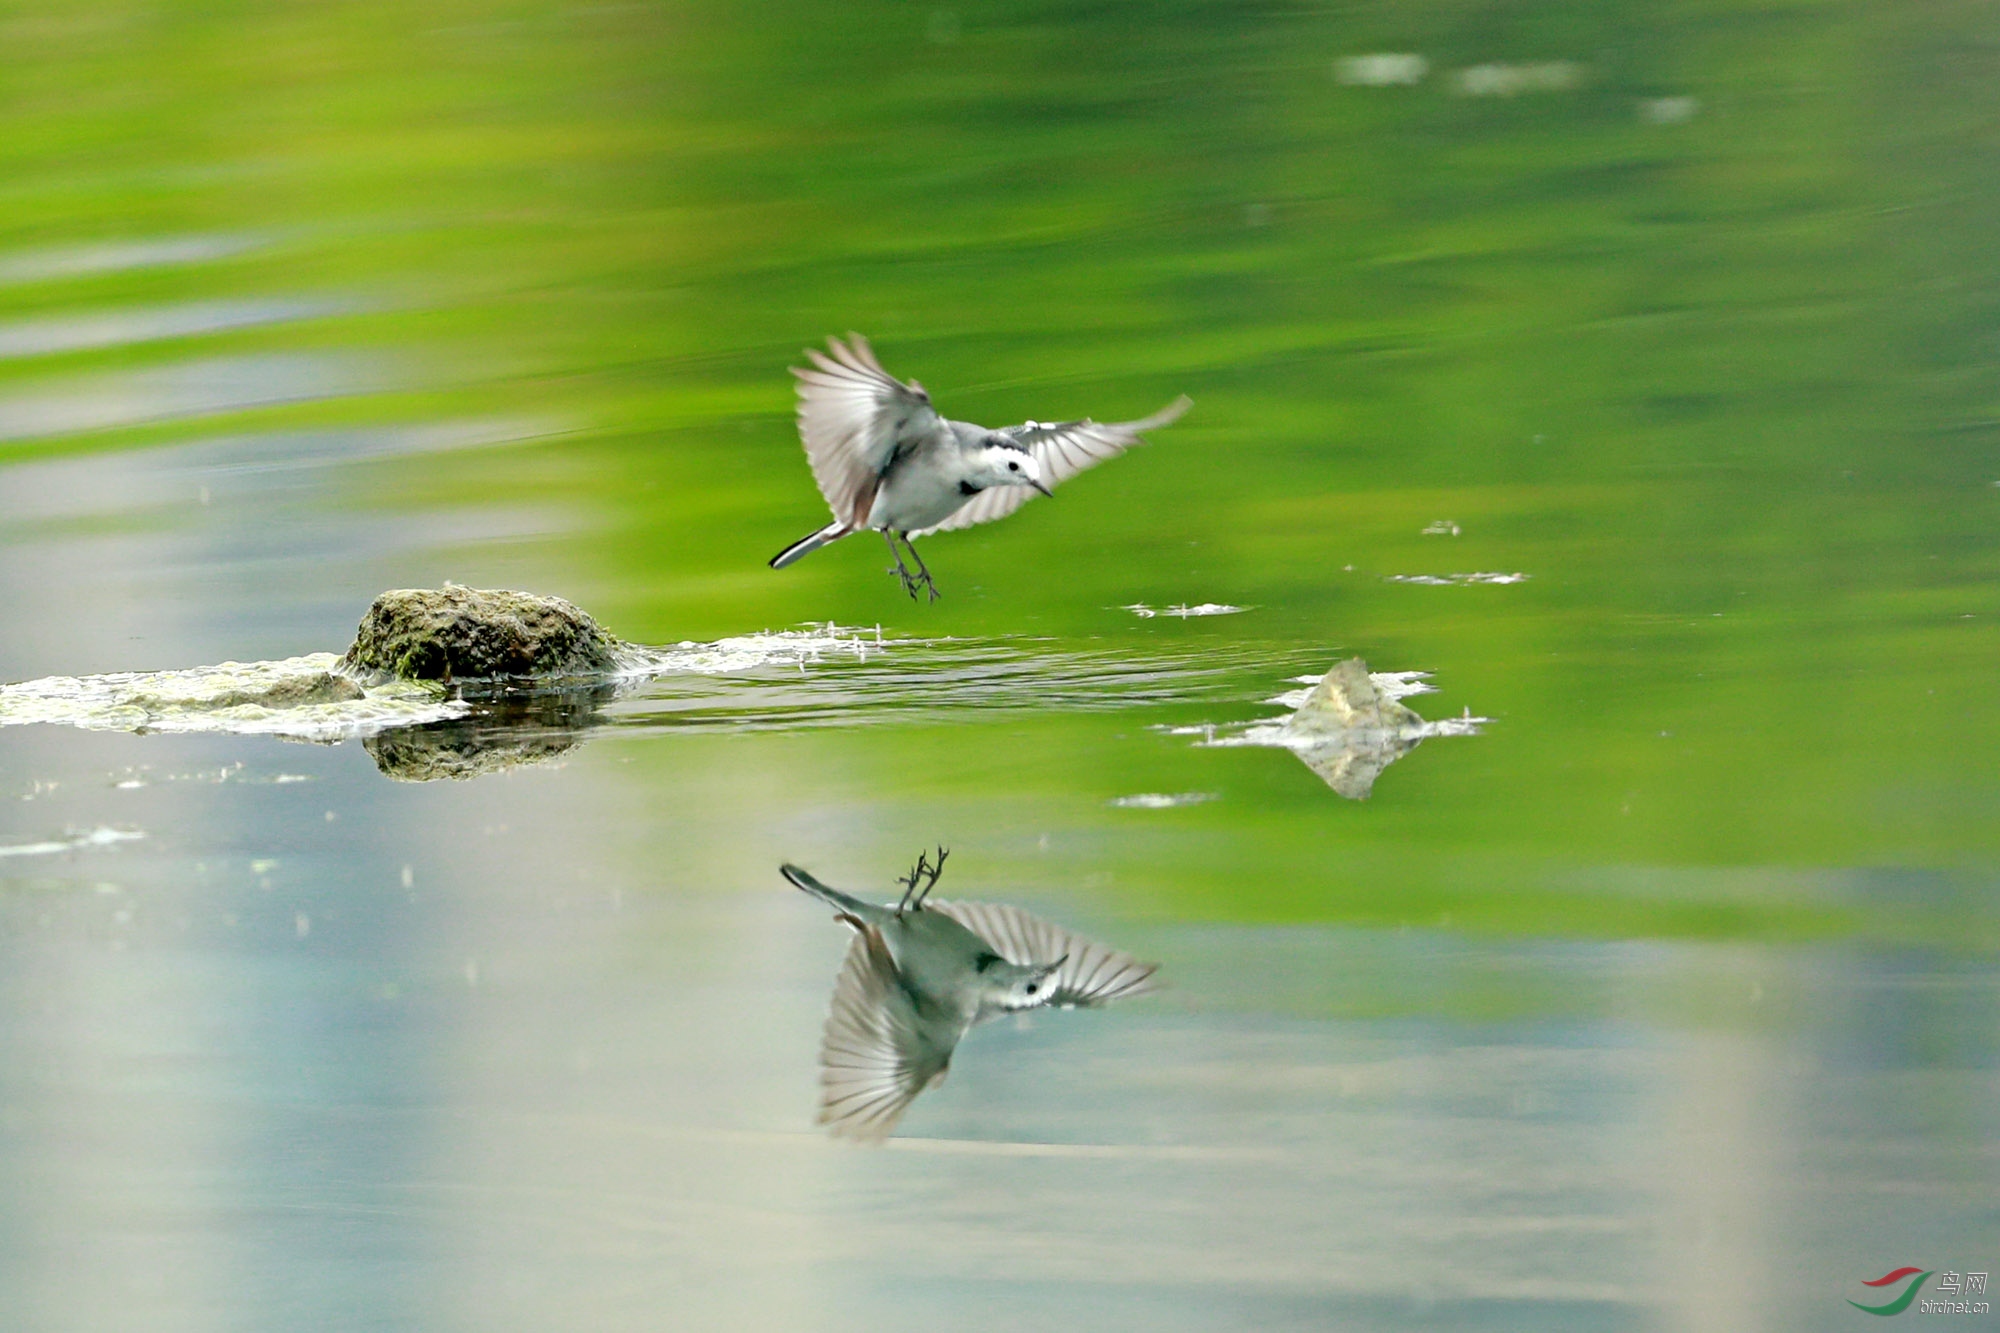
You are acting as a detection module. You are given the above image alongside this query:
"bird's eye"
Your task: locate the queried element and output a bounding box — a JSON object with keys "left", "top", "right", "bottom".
{"left": 1025, "top": 983, "right": 1039, "bottom": 995}
{"left": 1008, "top": 461, "right": 1020, "bottom": 472}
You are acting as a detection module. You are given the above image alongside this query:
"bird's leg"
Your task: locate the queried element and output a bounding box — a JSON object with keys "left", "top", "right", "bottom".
{"left": 899, "top": 534, "right": 941, "bottom": 603}
{"left": 894, "top": 849, "right": 934, "bottom": 916}
{"left": 911, "top": 845, "right": 948, "bottom": 908}
{"left": 881, "top": 531, "right": 924, "bottom": 601}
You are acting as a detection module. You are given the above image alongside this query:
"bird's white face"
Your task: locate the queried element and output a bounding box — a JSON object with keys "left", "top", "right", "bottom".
{"left": 974, "top": 445, "right": 1051, "bottom": 495}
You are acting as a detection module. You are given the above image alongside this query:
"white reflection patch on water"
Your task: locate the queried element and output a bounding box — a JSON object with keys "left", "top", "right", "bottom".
{"left": 1455, "top": 62, "right": 1584, "bottom": 96}
{"left": 0, "top": 826, "right": 144, "bottom": 858}
{"left": 0, "top": 416, "right": 564, "bottom": 527}
{"left": 0, "top": 298, "right": 351, "bottom": 360}
{"left": 0, "top": 233, "right": 266, "bottom": 285}
{"left": 1640, "top": 96, "right": 1700, "bottom": 125}
{"left": 0, "top": 353, "right": 384, "bottom": 442}
{"left": 1334, "top": 53, "right": 1429, "bottom": 86}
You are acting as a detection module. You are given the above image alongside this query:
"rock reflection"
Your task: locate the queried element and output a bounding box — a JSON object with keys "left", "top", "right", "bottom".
{"left": 785, "top": 851, "right": 1157, "bottom": 1141}
{"left": 363, "top": 686, "right": 609, "bottom": 781}
{"left": 1174, "top": 657, "right": 1486, "bottom": 799}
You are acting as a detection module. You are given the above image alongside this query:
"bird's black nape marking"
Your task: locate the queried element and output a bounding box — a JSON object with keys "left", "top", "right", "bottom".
{"left": 894, "top": 846, "right": 949, "bottom": 915}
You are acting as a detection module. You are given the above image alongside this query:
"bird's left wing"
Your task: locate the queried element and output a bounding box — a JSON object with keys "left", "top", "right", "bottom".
{"left": 928, "top": 900, "right": 1160, "bottom": 1008}
{"left": 818, "top": 921, "right": 954, "bottom": 1140}
{"left": 913, "top": 394, "right": 1191, "bottom": 537}
{"left": 791, "top": 334, "right": 942, "bottom": 529}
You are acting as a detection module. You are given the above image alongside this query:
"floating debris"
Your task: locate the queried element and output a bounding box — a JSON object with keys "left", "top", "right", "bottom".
{"left": 1420, "top": 520, "right": 1461, "bottom": 536}
{"left": 1108, "top": 792, "right": 1218, "bottom": 809}
{"left": 0, "top": 826, "right": 145, "bottom": 858}
{"left": 1123, "top": 603, "right": 1247, "bottom": 619}
{"left": 0, "top": 298, "right": 347, "bottom": 362}
{"left": 1335, "top": 53, "right": 1429, "bottom": 86}
{"left": 1386, "top": 572, "right": 1528, "bottom": 586}
{"left": 1170, "top": 658, "right": 1486, "bottom": 799}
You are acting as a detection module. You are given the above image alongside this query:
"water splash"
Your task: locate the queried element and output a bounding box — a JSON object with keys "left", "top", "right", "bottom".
{"left": 0, "top": 654, "right": 464, "bottom": 742}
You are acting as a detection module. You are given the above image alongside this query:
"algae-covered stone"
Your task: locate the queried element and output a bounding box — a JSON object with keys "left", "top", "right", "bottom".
{"left": 1286, "top": 658, "right": 1422, "bottom": 734}
{"left": 1280, "top": 658, "right": 1430, "bottom": 800}
{"left": 338, "top": 586, "right": 624, "bottom": 682}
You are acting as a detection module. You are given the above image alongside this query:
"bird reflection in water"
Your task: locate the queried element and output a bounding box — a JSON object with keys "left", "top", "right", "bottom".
{"left": 783, "top": 848, "right": 1158, "bottom": 1140}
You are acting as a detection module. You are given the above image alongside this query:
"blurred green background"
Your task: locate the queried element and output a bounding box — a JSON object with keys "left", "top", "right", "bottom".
{"left": 3, "top": 0, "right": 1998, "bottom": 940}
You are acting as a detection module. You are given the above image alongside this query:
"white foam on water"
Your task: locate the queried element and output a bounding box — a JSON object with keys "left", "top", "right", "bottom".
{"left": 1108, "top": 792, "right": 1218, "bottom": 809}
{"left": 0, "top": 653, "right": 465, "bottom": 742}
{"left": 1385, "top": 572, "right": 1529, "bottom": 586}
{"left": 1123, "top": 603, "right": 1248, "bottom": 619}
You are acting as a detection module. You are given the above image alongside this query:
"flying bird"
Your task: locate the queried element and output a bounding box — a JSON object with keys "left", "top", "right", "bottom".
{"left": 783, "top": 848, "right": 1159, "bottom": 1140}
{"left": 770, "top": 334, "right": 1191, "bottom": 600}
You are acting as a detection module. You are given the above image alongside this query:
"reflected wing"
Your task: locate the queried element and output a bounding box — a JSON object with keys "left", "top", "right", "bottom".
{"left": 791, "top": 334, "right": 942, "bottom": 528}
{"left": 818, "top": 921, "right": 953, "bottom": 1140}
{"left": 915, "top": 395, "right": 1191, "bottom": 536}
{"left": 929, "top": 900, "right": 1159, "bottom": 1008}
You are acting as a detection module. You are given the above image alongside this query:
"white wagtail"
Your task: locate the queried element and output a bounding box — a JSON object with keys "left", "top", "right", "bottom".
{"left": 769, "top": 334, "right": 1191, "bottom": 600}
{"left": 782, "top": 848, "right": 1158, "bottom": 1140}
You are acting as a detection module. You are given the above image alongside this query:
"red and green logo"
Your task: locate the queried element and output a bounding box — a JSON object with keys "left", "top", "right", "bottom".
{"left": 1850, "top": 1267, "right": 1932, "bottom": 1316}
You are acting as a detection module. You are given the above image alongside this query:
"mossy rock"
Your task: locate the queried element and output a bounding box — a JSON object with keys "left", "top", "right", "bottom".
{"left": 338, "top": 586, "right": 624, "bottom": 682}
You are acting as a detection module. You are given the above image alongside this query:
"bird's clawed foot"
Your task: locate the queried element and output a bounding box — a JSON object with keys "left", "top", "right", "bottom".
{"left": 894, "top": 845, "right": 950, "bottom": 915}
{"left": 882, "top": 532, "right": 942, "bottom": 603}
{"left": 891, "top": 564, "right": 940, "bottom": 603}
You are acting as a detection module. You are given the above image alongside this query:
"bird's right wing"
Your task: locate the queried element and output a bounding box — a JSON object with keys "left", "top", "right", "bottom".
{"left": 929, "top": 900, "right": 1160, "bottom": 1008}
{"left": 790, "top": 334, "right": 942, "bottom": 528}
{"left": 818, "top": 920, "right": 952, "bottom": 1141}
{"left": 913, "top": 395, "right": 1191, "bottom": 537}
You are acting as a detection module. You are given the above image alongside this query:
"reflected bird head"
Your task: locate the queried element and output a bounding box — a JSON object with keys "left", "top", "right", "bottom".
{"left": 985, "top": 953, "right": 1069, "bottom": 1011}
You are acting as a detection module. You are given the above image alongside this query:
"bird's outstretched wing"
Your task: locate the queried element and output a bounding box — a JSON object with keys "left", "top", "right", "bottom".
{"left": 818, "top": 919, "right": 953, "bottom": 1140}
{"left": 791, "top": 334, "right": 942, "bottom": 529}
{"left": 913, "top": 395, "right": 1191, "bottom": 537}
{"left": 928, "top": 900, "right": 1160, "bottom": 1008}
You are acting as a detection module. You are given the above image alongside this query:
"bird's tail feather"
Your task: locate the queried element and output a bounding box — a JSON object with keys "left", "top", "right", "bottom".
{"left": 782, "top": 864, "right": 873, "bottom": 916}
{"left": 769, "top": 522, "right": 850, "bottom": 569}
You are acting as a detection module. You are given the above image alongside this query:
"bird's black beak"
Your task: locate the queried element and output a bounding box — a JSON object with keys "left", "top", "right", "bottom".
{"left": 1029, "top": 479, "right": 1053, "bottom": 498}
